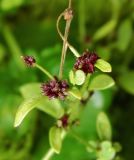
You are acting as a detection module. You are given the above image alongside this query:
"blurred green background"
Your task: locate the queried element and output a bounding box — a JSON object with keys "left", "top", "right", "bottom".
{"left": 0, "top": 0, "right": 134, "bottom": 159}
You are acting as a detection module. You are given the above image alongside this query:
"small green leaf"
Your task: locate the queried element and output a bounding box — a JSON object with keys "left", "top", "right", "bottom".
{"left": 95, "top": 59, "right": 112, "bottom": 72}
{"left": 69, "top": 70, "right": 86, "bottom": 86}
{"left": 69, "top": 70, "right": 75, "bottom": 85}
{"left": 89, "top": 74, "right": 115, "bottom": 91}
{"left": 96, "top": 112, "right": 112, "bottom": 141}
{"left": 14, "top": 96, "right": 43, "bottom": 127}
{"left": 68, "top": 87, "right": 82, "bottom": 100}
{"left": 69, "top": 45, "right": 80, "bottom": 57}
{"left": 97, "top": 141, "right": 116, "bottom": 160}
{"left": 49, "top": 126, "right": 62, "bottom": 154}
{"left": 93, "top": 19, "right": 117, "bottom": 41}
{"left": 75, "top": 70, "right": 86, "bottom": 85}
{"left": 118, "top": 71, "right": 134, "bottom": 95}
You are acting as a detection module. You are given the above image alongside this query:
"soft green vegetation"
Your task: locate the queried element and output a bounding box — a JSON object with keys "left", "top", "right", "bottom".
{"left": 0, "top": 0, "right": 134, "bottom": 159}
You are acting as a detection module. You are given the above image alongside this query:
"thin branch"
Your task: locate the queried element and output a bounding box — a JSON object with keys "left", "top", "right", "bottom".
{"left": 59, "top": 0, "right": 73, "bottom": 79}
{"left": 59, "top": 13, "right": 72, "bottom": 79}
{"left": 35, "top": 64, "right": 54, "bottom": 80}
{"left": 56, "top": 13, "right": 80, "bottom": 58}
{"left": 69, "top": 0, "right": 72, "bottom": 8}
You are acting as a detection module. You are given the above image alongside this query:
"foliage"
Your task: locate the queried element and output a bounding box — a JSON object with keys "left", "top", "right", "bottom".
{"left": 0, "top": 0, "right": 134, "bottom": 159}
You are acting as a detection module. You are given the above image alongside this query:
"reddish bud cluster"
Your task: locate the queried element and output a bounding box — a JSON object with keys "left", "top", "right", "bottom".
{"left": 21, "top": 56, "right": 36, "bottom": 67}
{"left": 74, "top": 51, "right": 99, "bottom": 74}
{"left": 41, "top": 77, "right": 69, "bottom": 100}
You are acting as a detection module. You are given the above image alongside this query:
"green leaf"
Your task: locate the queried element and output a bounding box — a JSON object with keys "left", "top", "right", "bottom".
{"left": 19, "top": 83, "right": 41, "bottom": 99}
{"left": 118, "top": 71, "right": 134, "bottom": 95}
{"left": 19, "top": 83, "right": 64, "bottom": 118}
{"left": 95, "top": 59, "right": 112, "bottom": 72}
{"left": 68, "top": 87, "right": 82, "bottom": 100}
{"left": 117, "top": 19, "right": 133, "bottom": 51}
{"left": 96, "top": 112, "right": 112, "bottom": 141}
{"left": 69, "top": 70, "right": 86, "bottom": 86}
{"left": 69, "top": 70, "right": 75, "bottom": 85}
{"left": 97, "top": 141, "right": 116, "bottom": 160}
{"left": 93, "top": 19, "right": 117, "bottom": 41}
{"left": 75, "top": 70, "right": 86, "bottom": 85}
{"left": 37, "top": 97, "right": 64, "bottom": 118}
{"left": 14, "top": 96, "right": 43, "bottom": 127}
{"left": 89, "top": 74, "right": 115, "bottom": 91}
{"left": 49, "top": 126, "right": 62, "bottom": 154}
{"left": 14, "top": 96, "right": 64, "bottom": 127}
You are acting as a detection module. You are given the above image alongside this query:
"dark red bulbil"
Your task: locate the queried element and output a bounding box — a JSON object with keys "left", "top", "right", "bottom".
{"left": 60, "top": 114, "right": 69, "bottom": 128}
{"left": 22, "top": 56, "right": 36, "bottom": 67}
{"left": 74, "top": 51, "right": 99, "bottom": 74}
{"left": 41, "top": 77, "right": 69, "bottom": 100}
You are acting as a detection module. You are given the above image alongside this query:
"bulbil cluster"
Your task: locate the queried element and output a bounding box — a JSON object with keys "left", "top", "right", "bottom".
{"left": 21, "top": 55, "right": 36, "bottom": 67}
{"left": 41, "top": 77, "right": 69, "bottom": 100}
{"left": 74, "top": 51, "right": 99, "bottom": 74}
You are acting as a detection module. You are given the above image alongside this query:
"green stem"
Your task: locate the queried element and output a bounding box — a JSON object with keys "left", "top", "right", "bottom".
{"left": 69, "top": 130, "right": 95, "bottom": 151}
{"left": 42, "top": 148, "right": 55, "bottom": 160}
{"left": 35, "top": 64, "right": 54, "bottom": 80}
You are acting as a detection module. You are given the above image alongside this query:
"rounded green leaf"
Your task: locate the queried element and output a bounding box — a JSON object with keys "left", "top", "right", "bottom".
{"left": 49, "top": 126, "right": 62, "bottom": 154}
{"left": 96, "top": 112, "right": 112, "bottom": 141}
{"left": 98, "top": 141, "right": 116, "bottom": 160}
{"left": 14, "top": 96, "right": 43, "bottom": 127}
{"left": 89, "top": 74, "right": 115, "bottom": 91}
{"left": 118, "top": 71, "right": 134, "bottom": 95}
{"left": 95, "top": 59, "right": 112, "bottom": 72}
{"left": 75, "top": 70, "right": 86, "bottom": 85}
